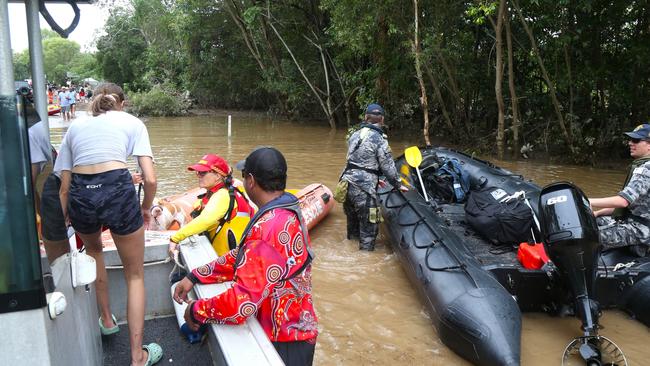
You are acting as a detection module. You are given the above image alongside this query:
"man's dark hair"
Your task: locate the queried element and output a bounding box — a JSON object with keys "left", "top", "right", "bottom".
{"left": 256, "top": 175, "right": 286, "bottom": 192}
{"left": 365, "top": 114, "right": 383, "bottom": 124}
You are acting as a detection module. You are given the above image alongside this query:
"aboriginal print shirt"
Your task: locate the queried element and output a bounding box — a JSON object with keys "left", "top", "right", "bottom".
{"left": 190, "top": 202, "right": 318, "bottom": 343}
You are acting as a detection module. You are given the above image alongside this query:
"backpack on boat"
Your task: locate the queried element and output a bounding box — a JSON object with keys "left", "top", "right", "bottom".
{"left": 424, "top": 157, "right": 470, "bottom": 203}
{"left": 464, "top": 186, "right": 534, "bottom": 245}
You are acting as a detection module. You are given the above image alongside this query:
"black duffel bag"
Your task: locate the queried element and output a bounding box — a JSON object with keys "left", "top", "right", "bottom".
{"left": 464, "top": 186, "right": 533, "bottom": 245}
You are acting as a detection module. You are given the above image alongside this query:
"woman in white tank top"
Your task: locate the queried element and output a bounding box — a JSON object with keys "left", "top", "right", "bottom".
{"left": 56, "top": 82, "right": 161, "bottom": 366}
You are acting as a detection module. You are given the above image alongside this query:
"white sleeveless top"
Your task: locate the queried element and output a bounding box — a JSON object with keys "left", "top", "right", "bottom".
{"left": 54, "top": 110, "right": 153, "bottom": 172}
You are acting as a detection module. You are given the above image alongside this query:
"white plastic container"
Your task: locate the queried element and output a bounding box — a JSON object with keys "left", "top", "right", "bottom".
{"left": 70, "top": 250, "right": 96, "bottom": 288}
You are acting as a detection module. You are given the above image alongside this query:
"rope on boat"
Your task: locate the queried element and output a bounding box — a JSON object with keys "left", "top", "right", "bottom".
{"left": 379, "top": 188, "right": 479, "bottom": 284}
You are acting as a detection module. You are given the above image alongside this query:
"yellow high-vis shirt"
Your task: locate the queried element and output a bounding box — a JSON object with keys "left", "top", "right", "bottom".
{"left": 170, "top": 188, "right": 251, "bottom": 255}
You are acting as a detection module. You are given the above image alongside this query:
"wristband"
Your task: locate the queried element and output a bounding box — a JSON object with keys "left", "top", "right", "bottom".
{"left": 186, "top": 271, "right": 200, "bottom": 285}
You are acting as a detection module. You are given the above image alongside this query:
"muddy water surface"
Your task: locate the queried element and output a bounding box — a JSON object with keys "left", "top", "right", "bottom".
{"left": 49, "top": 111, "right": 648, "bottom": 365}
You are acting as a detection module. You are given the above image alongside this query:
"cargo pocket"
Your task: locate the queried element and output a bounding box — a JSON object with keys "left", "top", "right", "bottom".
{"left": 368, "top": 207, "right": 383, "bottom": 224}
{"left": 334, "top": 179, "right": 349, "bottom": 203}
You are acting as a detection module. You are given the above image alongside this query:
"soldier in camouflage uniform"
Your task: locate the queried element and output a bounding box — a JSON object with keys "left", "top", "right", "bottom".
{"left": 590, "top": 124, "right": 650, "bottom": 257}
{"left": 340, "top": 103, "right": 407, "bottom": 251}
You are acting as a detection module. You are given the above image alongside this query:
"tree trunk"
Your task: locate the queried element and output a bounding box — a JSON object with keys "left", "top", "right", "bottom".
{"left": 224, "top": 0, "right": 289, "bottom": 115}
{"left": 265, "top": 5, "right": 335, "bottom": 129}
{"left": 431, "top": 42, "right": 468, "bottom": 132}
{"left": 224, "top": 0, "right": 265, "bottom": 72}
{"left": 424, "top": 64, "right": 454, "bottom": 132}
{"left": 376, "top": 15, "right": 389, "bottom": 103}
{"left": 564, "top": 44, "right": 574, "bottom": 129}
{"left": 413, "top": 0, "right": 431, "bottom": 145}
{"left": 505, "top": 5, "right": 520, "bottom": 158}
{"left": 326, "top": 51, "right": 353, "bottom": 127}
{"left": 493, "top": 0, "right": 507, "bottom": 159}
{"left": 315, "top": 38, "right": 336, "bottom": 129}
{"left": 512, "top": 0, "right": 574, "bottom": 151}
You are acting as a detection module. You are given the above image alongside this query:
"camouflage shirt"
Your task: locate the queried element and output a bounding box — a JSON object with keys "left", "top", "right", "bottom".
{"left": 618, "top": 160, "right": 650, "bottom": 223}
{"left": 340, "top": 123, "right": 401, "bottom": 195}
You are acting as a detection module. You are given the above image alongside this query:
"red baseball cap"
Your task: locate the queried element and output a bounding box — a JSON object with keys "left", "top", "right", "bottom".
{"left": 187, "top": 154, "right": 231, "bottom": 176}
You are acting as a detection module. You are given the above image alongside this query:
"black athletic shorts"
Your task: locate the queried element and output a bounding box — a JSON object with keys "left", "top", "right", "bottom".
{"left": 272, "top": 340, "right": 315, "bottom": 366}
{"left": 40, "top": 174, "right": 68, "bottom": 241}
{"left": 69, "top": 168, "right": 143, "bottom": 236}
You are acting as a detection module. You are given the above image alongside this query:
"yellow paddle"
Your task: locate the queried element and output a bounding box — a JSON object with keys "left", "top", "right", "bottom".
{"left": 404, "top": 146, "right": 429, "bottom": 202}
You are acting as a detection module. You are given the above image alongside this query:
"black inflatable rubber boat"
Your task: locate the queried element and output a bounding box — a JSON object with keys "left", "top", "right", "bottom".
{"left": 377, "top": 146, "right": 650, "bottom": 366}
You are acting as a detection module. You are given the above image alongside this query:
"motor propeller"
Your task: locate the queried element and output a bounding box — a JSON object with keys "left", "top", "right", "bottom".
{"left": 562, "top": 336, "right": 627, "bottom": 366}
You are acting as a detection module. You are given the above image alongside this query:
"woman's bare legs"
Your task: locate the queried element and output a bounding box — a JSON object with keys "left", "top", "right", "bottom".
{"left": 111, "top": 226, "right": 148, "bottom": 366}
{"left": 43, "top": 238, "right": 71, "bottom": 264}
{"left": 76, "top": 231, "right": 115, "bottom": 328}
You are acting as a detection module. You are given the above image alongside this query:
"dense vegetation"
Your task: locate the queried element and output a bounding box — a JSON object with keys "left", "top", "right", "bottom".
{"left": 13, "top": 29, "right": 101, "bottom": 86}
{"left": 15, "top": 1, "right": 650, "bottom": 162}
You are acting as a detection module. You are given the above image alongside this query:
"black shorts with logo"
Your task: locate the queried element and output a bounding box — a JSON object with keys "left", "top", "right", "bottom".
{"left": 41, "top": 174, "right": 68, "bottom": 241}
{"left": 69, "top": 168, "right": 143, "bottom": 236}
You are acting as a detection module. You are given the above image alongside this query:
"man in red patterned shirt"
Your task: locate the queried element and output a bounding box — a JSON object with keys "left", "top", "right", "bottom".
{"left": 173, "top": 147, "right": 318, "bottom": 365}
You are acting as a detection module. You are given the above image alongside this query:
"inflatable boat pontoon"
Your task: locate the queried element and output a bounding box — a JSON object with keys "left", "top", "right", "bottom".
{"left": 378, "top": 146, "right": 650, "bottom": 366}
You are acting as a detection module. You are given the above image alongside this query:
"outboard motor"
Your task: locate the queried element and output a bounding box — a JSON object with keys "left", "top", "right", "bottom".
{"left": 539, "top": 182, "right": 627, "bottom": 366}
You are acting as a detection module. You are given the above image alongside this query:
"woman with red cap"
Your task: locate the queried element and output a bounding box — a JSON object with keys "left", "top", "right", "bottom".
{"left": 168, "top": 154, "right": 255, "bottom": 257}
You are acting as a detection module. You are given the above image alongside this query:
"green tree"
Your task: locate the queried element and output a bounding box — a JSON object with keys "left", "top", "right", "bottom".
{"left": 13, "top": 29, "right": 96, "bottom": 85}
{"left": 175, "top": 0, "right": 267, "bottom": 109}
{"left": 42, "top": 36, "right": 81, "bottom": 84}
{"left": 12, "top": 50, "right": 30, "bottom": 81}
{"left": 84, "top": 0, "right": 650, "bottom": 160}
{"left": 95, "top": 6, "right": 148, "bottom": 90}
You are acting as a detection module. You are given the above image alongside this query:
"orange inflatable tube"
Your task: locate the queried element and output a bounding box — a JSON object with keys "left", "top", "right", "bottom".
{"left": 150, "top": 182, "right": 334, "bottom": 232}
{"left": 294, "top": 183, "right": 335, "bottom": 230}
{"left": 102, "top": 182, "right": 334, "bottom": 249}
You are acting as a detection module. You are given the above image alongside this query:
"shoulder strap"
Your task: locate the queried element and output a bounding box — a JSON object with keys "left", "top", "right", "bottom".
{"left": 339, "top": 130, "right": 366, "bottom": 180}
{"left": 208, "top": 185, "right": 237, "bottom": 243}
{"left": 348, "top": 129, "right": 367, "bottom": 158}
{"left": 233, "top": 198, "right": 314, "bottom": 279}
{"left": 340, "top": 125, "right": 384, "bottom": 180}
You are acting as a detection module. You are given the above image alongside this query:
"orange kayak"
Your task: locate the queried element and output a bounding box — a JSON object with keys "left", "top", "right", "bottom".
{"left": 48, "top": 104, "right": 61, "bottom": 115}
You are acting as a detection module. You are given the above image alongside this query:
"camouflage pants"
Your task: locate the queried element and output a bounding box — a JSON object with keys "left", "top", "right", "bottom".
{"left": 597, "top": 216, "right": 650, "bottom": 257}
{"left": 343, "top": 184, "right": 378, "bottom": 250}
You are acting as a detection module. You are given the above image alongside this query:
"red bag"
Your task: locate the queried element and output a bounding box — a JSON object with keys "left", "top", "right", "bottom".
{"left": 517, "top": 242, "right": 550, "bottom": 269}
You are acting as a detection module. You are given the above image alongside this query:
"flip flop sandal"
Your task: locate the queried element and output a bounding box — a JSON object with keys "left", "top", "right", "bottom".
{"left": 143, "top": 343, "right": 163, "bottom": 366}
{"left": 99, "top": 314, "right": 120, "bottom": 335}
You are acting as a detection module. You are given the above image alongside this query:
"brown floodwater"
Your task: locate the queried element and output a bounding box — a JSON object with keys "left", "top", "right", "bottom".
{"left": 49, "top": 111, "right": 648, "bottom": 365}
